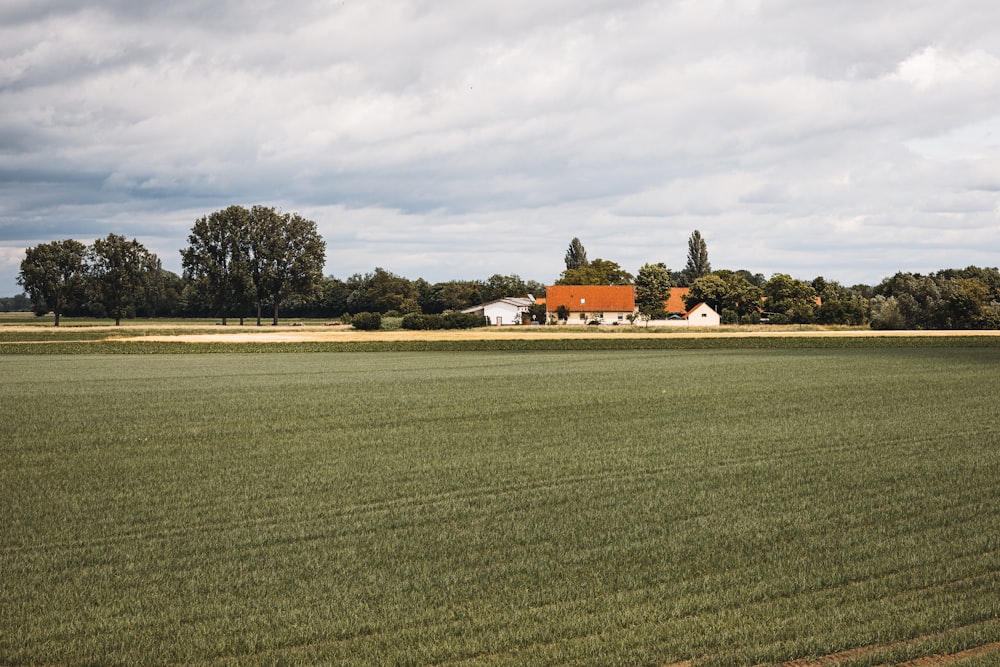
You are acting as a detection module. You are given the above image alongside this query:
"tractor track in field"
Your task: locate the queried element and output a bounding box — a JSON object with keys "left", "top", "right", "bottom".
{"left": 656, "top": 619, "right": 1000, "bottom": 666}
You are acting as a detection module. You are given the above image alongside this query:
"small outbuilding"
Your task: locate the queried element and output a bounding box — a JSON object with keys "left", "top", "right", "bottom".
{"left": 462, "top": 296, "right": 535, "bottom": 326}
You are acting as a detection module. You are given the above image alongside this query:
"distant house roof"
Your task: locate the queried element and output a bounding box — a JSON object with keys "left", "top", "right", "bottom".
{"left": 545, "top": 285, "right": 635, "bottom": 312}
{"left": 664, "top": 287, "right": 690, "bottom": 314}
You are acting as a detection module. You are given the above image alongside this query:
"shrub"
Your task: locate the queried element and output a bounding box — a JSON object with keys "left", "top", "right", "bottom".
{"left": 401, "top": 313, "right": 442, "bottom": 330}
{"left": 401, "top": 312, "right": 487, "bottom": 330}
{"left": 441, "top": 312, "right": 488, "bottom": 329}
{"left": 351, "top": 311, "right": 382, "bottom": 330}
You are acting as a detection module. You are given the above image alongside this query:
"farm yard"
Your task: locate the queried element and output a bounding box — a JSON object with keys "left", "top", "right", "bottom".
{"left": 1, "top": 327, "right": 999, "bottom": 665}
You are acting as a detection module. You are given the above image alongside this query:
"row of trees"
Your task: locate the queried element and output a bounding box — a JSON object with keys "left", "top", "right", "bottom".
{"left": 14, "top": 217, "right": 1000, "bottom": 329}
{"left": 559, "top": 234, "right": 1000, "bottom": 328}
{"left": 18, "top": 236, "right": 165, "bottom": 325}
{"left": 180, "top": 205, "right": 325, "bottom": 325}
{"left": 17, "top": 206, "right": 326, "bottom": 326}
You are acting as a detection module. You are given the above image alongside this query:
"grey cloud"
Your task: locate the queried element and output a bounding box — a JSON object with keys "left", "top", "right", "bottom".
{"left": 3, "top": 0, "right": 1000, "bottom": 294}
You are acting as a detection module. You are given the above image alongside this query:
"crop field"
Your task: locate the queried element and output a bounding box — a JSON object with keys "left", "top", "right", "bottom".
{"left": 2, "top": 346, "right": 999, "bottom": 665}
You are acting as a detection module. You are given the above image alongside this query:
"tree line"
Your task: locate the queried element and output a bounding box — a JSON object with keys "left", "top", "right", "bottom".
{"left": 13, "top": 215, "right": 1000, "bottom": 329}
{"left": 556, "top": 233, "right": 1000, "bottom": 329}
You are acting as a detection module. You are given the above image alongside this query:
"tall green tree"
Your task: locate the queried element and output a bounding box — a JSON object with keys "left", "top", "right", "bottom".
{"left": 18, "top": 239, "right": 88, "bottom": 326}
{"left": 564, "top": 237, "right": 588, "bottom": 270}
{"left": 180, "top": 206, "right": 252, "bottom": 325}
{"left": 682, "top": 230, "right": 711, "bottom": 285}
{"left": 247, "top": 206, "right": 326, "bottom": 325}
{"left": 87, "top": 234, "right": 158, "bottom": 325}
{"left": 634, "top": 262, "right": 673, "bottom": 323}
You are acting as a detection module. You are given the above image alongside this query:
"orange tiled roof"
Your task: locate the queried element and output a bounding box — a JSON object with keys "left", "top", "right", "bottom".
{"left": 664, "top": 287, "right": 690, "bottom": 313}
{"left": 545, "top": 285, "right": 635, "bottom": 312}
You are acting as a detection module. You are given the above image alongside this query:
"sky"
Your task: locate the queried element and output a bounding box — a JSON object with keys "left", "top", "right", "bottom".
{"left": 2, "top": 0, "right": 1000, "bottom": 295}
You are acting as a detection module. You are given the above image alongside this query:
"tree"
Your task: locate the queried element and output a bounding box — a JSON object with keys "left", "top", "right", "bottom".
{"left": 763, "top": 274, "right": 817, "bottom": 323}
{"left": 686, "top": 274, "right": 728, "bottom": 315}
{"left": 556, "top": 258, "right": 633, "bottom": 285}
{"left": 564, "top": 238, "right": 588, "bottom": 270}
{"left": 942, "top": 277, "right": 992, "bottom": 329}
{"left": 246, "top": 206, "right": 326, "bottom": 325}
{"left": 87, "top": 234, "right": 158, "bottom": 325}
{"left": 345, "top": 268, "right": 418, "bottom": 315}
{"left": 813, "top": 278, "right": 870, "bottom": 326}
{"left": 682, "top": 230, "right": 711, "bottom": 285}
{"left": 874, "top": 272, "right": 944, "bottom": 329}
{"left": 482, "top": 274, "right": 528, "bottom": 301}
{"left": 138, "top": 267, "right": 184, "bottom": 318}
{"left": 684, "top": 271, "right": 763, "bottom": 323}
{"left": 180, "top": 206, "right": 252, "bottom": 325}
{"left": 18, "top": 239, "right": 88, "bottom": 326}
{"left": 634, "top": 263, "right": 673, "bottom": 323}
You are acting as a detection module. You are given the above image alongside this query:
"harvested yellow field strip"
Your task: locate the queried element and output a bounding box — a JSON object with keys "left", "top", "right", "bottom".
{"left": 122, "top": 328, "right": 1000, "bottom": 343}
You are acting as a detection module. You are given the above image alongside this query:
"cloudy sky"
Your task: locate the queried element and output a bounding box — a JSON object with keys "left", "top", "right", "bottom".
{"left": 2, "top": 0, "right": 1000, "bottom": 295}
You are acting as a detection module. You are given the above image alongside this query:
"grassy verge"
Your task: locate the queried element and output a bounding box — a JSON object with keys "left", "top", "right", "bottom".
{"left": 2, "top": 349, "right": 998, "bottom": 665}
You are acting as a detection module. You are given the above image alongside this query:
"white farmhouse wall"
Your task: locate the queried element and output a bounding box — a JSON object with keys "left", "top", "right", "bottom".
{"left": 563, "top": 310, "right": 634, "bottom": 325}
{"left": 483, "top": 301, "right": 525, "bottom": 326}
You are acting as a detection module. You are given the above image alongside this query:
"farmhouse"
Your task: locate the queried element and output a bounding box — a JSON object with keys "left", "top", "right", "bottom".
{"left": 462, "top": 296, "right": 535, "bottom": 326}
{"left": 545, "top": 285, "right": 636, "bottom": 324}
{"left": 546, "top": 284, "right": 721, "bottom": 326}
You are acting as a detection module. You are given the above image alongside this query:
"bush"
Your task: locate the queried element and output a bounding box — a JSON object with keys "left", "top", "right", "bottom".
{"left": 400, "top": 312, "right": 487, "bottom": 330}
{"left": 401, "top": 313, "right": 442, "bottom": 330}
{"left": 441, "top": 312, "right": 488, "bottom": 329}
{"left": 351, "top": 311, "right": 382, "bottom": 330}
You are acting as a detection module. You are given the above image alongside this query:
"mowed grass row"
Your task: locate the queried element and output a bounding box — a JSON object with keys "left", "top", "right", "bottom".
{"left": 1, "top": 349, "right": 998, "bottom": 665}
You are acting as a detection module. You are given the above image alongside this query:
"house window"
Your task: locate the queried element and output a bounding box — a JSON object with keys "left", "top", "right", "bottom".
{"left": 618, "top": 314, "right": 624, "bottom": 320}
{"left": 579, "top": 313, "right": 586, "bottom": 320}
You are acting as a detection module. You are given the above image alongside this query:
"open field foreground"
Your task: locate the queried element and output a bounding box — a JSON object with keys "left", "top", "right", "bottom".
{"left": 2, "top": 349, "right": 999, "bottom": 665}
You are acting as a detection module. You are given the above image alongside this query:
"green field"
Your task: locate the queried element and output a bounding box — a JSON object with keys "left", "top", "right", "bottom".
{"left": 2, "top": 348, "right": 999, "bottom": 665}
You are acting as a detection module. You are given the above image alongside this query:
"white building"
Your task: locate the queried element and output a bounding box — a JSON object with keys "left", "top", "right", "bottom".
{"left": 645, "top": 302, "right": 721, "bottom": 327}
{"left": 462, "top": 297, "right": 535, "bottom": 326}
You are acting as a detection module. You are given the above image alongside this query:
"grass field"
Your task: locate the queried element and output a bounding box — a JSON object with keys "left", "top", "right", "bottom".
{"left": 2, "top": 347, "right": 999, "bottom": 665}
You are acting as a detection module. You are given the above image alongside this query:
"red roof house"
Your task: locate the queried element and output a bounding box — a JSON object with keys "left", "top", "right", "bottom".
{"left": 545, "top": 285, "right": 636, "bottom": 324}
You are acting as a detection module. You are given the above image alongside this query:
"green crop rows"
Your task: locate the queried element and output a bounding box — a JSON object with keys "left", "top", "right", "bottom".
{"left": 2, "top": 348, "right": 998, "bottom": 665}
